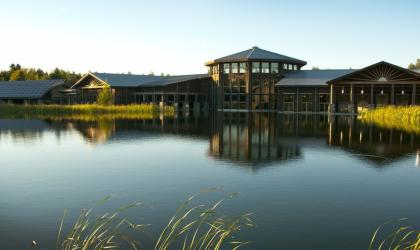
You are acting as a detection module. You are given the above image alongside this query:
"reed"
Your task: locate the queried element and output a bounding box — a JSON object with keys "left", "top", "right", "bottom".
{"left": 359, "top": 106, "right": 420, "bottom": 134}
{"left": 52, "top": 194, "right": 254, "bottom": 250}
{"left": 369, "top": 219, "right": 420, "bottom": 250}
{"left": 0, "top": 104, "right": 175, "bottom": 120}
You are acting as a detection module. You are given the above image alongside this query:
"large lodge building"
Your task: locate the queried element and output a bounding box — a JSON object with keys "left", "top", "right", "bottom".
{"left": 1, "top": 46, "right": 419, "bottom": 113}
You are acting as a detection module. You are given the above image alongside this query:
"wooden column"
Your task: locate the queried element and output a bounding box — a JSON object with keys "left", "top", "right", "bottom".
{"left": 350, "top": 84, "right": 354, "bottom": 113}
{"left": 412, "top": 83, "right": 416, "bottom": 105}
{"left": 391, "top": 84, "right": 395, "bottom": 105}
{"left": 370, "top": 84, "right": 374, "bottom": 108}
{"left": 314, "top": 88, "right": 318, "bottom": 112}
{"left": 296, "top": 88, "right": 299, "bottom": 112}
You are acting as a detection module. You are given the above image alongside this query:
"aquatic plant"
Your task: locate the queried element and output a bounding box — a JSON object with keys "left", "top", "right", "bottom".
{"left": 0, "top": 103, "right": 174, "bottom": 120}
{"left": 369, "top": 219, "right": 420, "bottom": 250}
{"left": 360, "top": 106, "right": 420, "bottom": 135}
{"left": 51, "top": 193, "right": 254, "bottom": 250}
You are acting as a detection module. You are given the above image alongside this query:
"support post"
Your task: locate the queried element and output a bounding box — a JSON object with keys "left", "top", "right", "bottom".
{"left": 350, "top": 84, "right": 355, "bottom": 113}
{"left": 391, "top": 84, "right": 395, "bottom": 105}
{"left": 412, "top": 83, "right": 416, "bottom": 105}
{"left": 370, "top": 84, "right": 374, "bottom": 109}
{"left": 329, "top": 84, "right": 336, "bottom": 113}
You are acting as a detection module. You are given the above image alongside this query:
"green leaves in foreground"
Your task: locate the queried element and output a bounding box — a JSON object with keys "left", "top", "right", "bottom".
{"left": 369, "top": 219, "right": 420, "bottom": 250}
{"left": 54, "top": 193, "right": 255, "bottom": 250}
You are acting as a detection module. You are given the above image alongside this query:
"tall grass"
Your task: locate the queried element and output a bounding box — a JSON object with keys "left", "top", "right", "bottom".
{"left": 52, "top": 194, "right": 254, "bottom": 250}
{"left": 360, "top": 106, "right": 420, "bottom": 134}
{"left": 370, "top": 219, "right": 420, "bottom": 250}
{"left": 0, "top": 104, "right": 174, "bottom": 120}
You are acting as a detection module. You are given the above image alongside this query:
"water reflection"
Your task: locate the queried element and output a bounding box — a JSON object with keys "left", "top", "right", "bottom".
{"left": 1, "top": 113, "right": 419, "bottom": 168}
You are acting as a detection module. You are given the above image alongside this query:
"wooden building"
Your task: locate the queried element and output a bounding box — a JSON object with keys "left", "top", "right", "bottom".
{"left": 67, "top": 72, "right": 212, "bottom": 110}
{"left": 0, "top": 79, "right": 65, "bottom": 104}
{"left": 205, "top": 46, "right": 307, "bottom": 111}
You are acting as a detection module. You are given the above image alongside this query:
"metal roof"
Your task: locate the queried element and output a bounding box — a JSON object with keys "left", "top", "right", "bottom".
{"left": 0, "top": 80, "right": 64, "bottom": 99}
{"left": 78, "top": 73, "right": 210, "bottom": 88}
{"left": 276, "top": 69, "right": 357, "bottom": 87}
{"left": 206, "top": 46, "right": 307, "bottom": 66}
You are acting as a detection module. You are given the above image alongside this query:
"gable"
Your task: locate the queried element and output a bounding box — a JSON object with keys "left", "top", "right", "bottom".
{"left": 71, "top": 73, "right": 109, "bottom": 89}
{"left": 327, "top": 61, "right": 420, "bottom": 84}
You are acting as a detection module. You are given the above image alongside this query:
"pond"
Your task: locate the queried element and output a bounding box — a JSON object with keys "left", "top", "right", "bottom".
{"left": 0, "top": 113, "right": 419, "bottom": 250}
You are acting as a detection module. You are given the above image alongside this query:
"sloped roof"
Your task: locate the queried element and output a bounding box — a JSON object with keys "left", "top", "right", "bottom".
{"left": 206, "top": 46, "right": 307, "bottom": 66}
{"left": 327, "top": 61, "right": 420, "bottom": 84}
{"left": 0, "top": 79, "right": 64, "bottom": 99}
{"left": 73, "top": 72, "right": 210, "bottom": 88}
{"left": 276, "top": 69, "right": 357, "bottom": 87}
{"left": 140, "top": 74, "right": 210, "bottom": 87}
{"left": 410, "top": 69, "right": 420, "bottom": 74}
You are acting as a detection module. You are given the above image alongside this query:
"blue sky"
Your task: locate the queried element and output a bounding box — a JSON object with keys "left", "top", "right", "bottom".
{"left": 0, "top": 0, "right": 419, "bottom": 74}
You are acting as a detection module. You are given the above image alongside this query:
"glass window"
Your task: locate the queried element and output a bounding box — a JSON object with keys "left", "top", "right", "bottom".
{"left": 288, "top": 64, "right": 293, "bottom": 70}
{"left": 283, "top": 64, "right": 288, "bottom": 70}
{"left": 223, "top": 64, "right": 230, "bottom": 74}
{"left": 271, "top": 63, "right": 279, "bottom": 73}
{"left": 239, "top": 63, "right": 246, "bottom": 73}
{"left": 293, "top": 65, "right": 298, "bottom": 70}
{"left": 231, "top": 63, "right": 238, "bottom": 73}
{"left": 261, "top": 62, "right": 269, "bottom": 73}
{"left": 252, "top": 62, "right": 260, "bottom": 73}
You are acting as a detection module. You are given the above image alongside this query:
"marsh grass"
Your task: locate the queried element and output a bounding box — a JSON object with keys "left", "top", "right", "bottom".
{"left": 370, "top": 219, "right": 420, "bottom": 250}
{"left": 52, "top": 193, "right": 254, "bottom": 250}
{"left": 360, "top": 106, "right": 420, "bottom": 135}
{"left": 0, "top": 104, "right": 174, "bottom": 120}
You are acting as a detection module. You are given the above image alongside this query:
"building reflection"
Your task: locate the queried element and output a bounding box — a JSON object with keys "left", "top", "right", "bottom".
{"left": 1, "top": 113, "right": 419, "bottom": 168}
{"left": 328, "top": 116, "right": 420, "bottom": 165}
{"left": 209, "top": 113, "right": 303, "bottom": 168}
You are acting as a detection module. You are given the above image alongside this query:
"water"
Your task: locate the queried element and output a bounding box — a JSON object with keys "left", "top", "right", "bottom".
{"left": 0, "top": 113, "right": 419, "bottom": 250}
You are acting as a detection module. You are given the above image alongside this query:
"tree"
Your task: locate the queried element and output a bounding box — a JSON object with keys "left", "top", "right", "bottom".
{"left": 416, "top": 59, "right": 420, "bottom": 69}
{"left": 312, "top": 66, "right": 320, "bottom": 70}
{"left": 97, "top": 87, "right": 113, "bottom": 105}
{"left": 409, "top": 63, "right": 415, "bottom": 70}
{"left": 9, "top": 70, "right": 25, "bottom": 81}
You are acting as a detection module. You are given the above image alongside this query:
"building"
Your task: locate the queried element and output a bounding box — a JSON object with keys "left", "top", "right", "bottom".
{"left": 0, "top": 79, "right": 65, "bottom": 104}
{"left": 207, "top": 47, "right": 420, "bottom": 113}
{"left": 67, "top": 72, "right": 212, "bottom": 110}
{"left": 206, "top": 46, "right": 307, "bottom": 110}
{"left": 0, "top": 46, "right": 419, "bottom": 113}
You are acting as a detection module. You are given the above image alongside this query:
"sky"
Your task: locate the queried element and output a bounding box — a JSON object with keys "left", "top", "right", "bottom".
{"left": 0, "top": 0, "right": 419, "bottom": 75}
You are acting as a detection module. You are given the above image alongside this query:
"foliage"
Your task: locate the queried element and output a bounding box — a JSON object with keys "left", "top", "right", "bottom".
{"left": 311, "top": 66, "right": 320, "bottom": 70}
{"left": 408, "top": 59, "right": 420, "bottom": 70}
{"left": 53, "top": 193, "right": 254, "bottom": 250}
{"left": 0, "top": 64, "right": 81, "bottom": 85}
{"left": 0, "top": 104, "right": 175, "bottom": 120}
{"left": 97, "top": 87, "right": 113, "bottom": 105}
{"left": 370, "top": 219, "right": 420, "bottom": 250}
{"left": 359, "top": 106, "right": 420, "bottom": 135}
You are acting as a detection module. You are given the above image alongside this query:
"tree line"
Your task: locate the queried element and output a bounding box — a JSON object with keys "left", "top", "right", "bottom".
{"left": 0, "top": 64, "right": 81, "bottom": 86}
{"left": 408, "top": 59, "right": 420, "bottom": 70}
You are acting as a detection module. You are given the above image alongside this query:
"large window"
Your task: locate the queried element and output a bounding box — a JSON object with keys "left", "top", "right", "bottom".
{"left": 239, "top": 63, "right": 246, "bottom": 73}
{"left": 288, "top": 64, "right": 293, "bottom": 70}
{"left": 231, "top": 63, "right": 238, "bottom": 74}
{"left": 293, "top": 65, "right": 298, "bottom": 70}
{"left": 223, "top": 64, "right": 230, "bottom": 74}
{"left": 283, "top": 64, "right": 288, "bottom": 70}
{"left": 261, "top": 62, "right": 269, "bottom": 73}
{"left": 252, "top": 62, "right": 260, "bottom": 73}
{"left": 271, "top": 63, "right": 279, "bottom": 73}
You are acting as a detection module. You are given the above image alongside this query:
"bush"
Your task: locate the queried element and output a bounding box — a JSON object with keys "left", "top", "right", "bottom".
{"left": 97, "top": 87, "right": 113, "bottom": 105}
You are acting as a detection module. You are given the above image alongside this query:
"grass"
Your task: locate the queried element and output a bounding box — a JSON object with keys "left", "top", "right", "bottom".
{"left": 370, "top": 219, "right": 420, "bottom": 250}
{"left": 0, "top": 104, "right": 175, "bottom": 120}
{"left": 48, "top": 193, "right": 255, "bottom": 250}
{"left": 359, "top": 106, "right": 420, "bottom": 134}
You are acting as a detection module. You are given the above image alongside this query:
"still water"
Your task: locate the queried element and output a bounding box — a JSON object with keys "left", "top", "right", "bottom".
{"left": 0, "top": 113, "right": 419, "bottom": 250}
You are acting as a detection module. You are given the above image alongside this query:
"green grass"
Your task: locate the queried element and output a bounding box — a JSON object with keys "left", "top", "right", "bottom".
{"left": 370, "top": 219, "right": 420, "bottom": 250}
{"left": 48, "top": 193, "right": 255, "bottom": 250}
{"left": 359, "top": 106, "right": 420, "bottom": 134}
{"left": 0, "top": 104, "right": 175, "bottom": 120}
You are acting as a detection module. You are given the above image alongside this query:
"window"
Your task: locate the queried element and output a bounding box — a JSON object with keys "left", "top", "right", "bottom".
{"left": 239, "top": 63, "right": 246, "bottom": 73}
{"left": 252, "top": 62, "right": 260, "bottom": 73}
{"left": 231, "top": 63, "right": 238, "bottom": 73}
{"left": 271, "top": 63, "right": 279, "bottom": 73}
{"left": 293, "top": 65, "right": 298, "bottom": 70}
{"left": 223, "top": 64, "right": 230, "bottom": 74}
{"left": 288, "top": 64, "right": 293, "bottom": 70}
{"left": 261, "top": 62, "right": 269, "bottom": 73}
{"left": 283, "top": 64, "right": 288, "bottom": 70}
